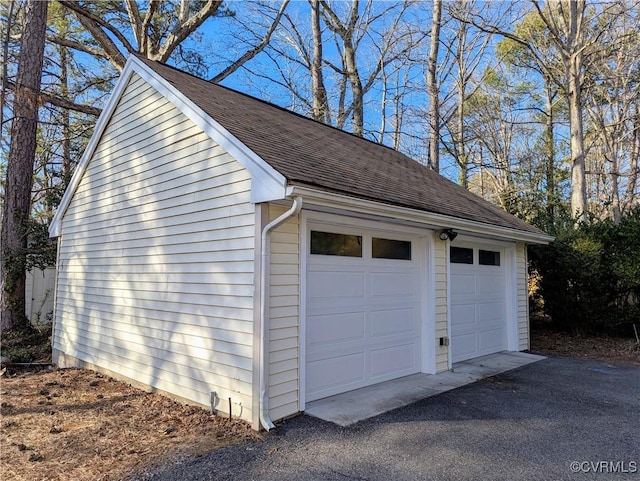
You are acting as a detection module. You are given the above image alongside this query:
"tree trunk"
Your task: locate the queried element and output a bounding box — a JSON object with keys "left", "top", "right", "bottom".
{"left": 454, "top": 11, "right": 469, "bottom": 189}
{"left": 0, "top": 0, "right": 16, "bottom": 145}
{"left": 625, "top": 109, "right": 639, "bottom": 212}
{"left": 544, "top": 78, "right": 555, "bottom": 219}
{"left": 568, "top": 47, "right": 587, "bottom": 223}
{"left": 427, "top": 0, "right": 442, "bottom": 172}
{"left": 310, "top": 0, "right": 329, "bottom": 123}
{"left": 457, "top": 81, "right": 468, "bottom": 189}
{"left": 343, "top": 42, "right": 364, "bottom": 136}
{"left": 0, "top": 0, "right": 48, "bottom": 330}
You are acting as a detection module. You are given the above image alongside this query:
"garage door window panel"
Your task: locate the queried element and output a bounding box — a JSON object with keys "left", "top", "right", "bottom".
{"left": 479, "top": 249, "right": 501, "bottom": 266}
{"left": 450, "top": 246, "right": 474, "bottom": 264}
{"left": 311, "top": 231, "right": 362, "bottom": 257}
{"left": 372, "top": 237, "right": 412, "bottom": 260}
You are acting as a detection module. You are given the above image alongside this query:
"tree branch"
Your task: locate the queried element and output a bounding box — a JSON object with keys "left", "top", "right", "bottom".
{"left": 5, "top": 81, "right": 103, "bottom": 117}
{"left": 47, "top": 35, "right": 111, "bottom": 61}
{"left": 58, "top": 1, "right": 131, "bottom": 70}
{"left": 124, "top": 0, "right": 143, "bottom": 48}
{"left": 157, "top": 0, "right": 223, "bottom": 62}
{"left": 211, "top": 0, "right": 290, "bottom": 83}
{"left": 139, "top": 0, "right": 160, "bottom": 55}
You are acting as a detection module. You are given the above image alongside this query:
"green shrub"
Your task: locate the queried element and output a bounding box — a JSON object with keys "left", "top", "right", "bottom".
{"left": 0, "top": 324, "right": 52, "bottom": 364}
{"left": 529, "top": 208, "right": 640, "bottom": 335}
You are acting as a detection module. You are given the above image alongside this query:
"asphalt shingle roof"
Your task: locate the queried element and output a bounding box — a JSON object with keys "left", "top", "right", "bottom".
{"left": 138, "top": 56, "right": 545, "bottom": 236}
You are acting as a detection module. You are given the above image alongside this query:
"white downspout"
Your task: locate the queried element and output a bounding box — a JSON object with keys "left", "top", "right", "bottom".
{"left": 259, "top": 196, "right": 302, "bottom": 431}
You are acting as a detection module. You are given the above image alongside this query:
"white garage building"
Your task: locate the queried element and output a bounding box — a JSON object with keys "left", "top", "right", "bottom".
{"left": 49, "top": 55, "right": 552, "bottom": 431}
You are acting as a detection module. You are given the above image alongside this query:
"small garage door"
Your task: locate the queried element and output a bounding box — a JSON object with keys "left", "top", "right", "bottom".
{"left": 450, "top": 244, "right": 506, "bottom": 363}
{"left": 305, "top": 227, "right": 422, "bottom": 402}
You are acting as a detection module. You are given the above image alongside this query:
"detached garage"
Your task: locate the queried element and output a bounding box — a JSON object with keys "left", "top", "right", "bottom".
{"left": 49, "top": 55, "right": 552, "bottom": 431}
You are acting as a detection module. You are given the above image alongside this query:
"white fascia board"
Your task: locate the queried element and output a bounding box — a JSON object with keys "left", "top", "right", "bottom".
{"left": 129, "top": 57, "right": 287, "bottom": 204}
{"left": 49, "top": 59, "right": 139, "bottom": 238}
{"left": 288, "top": 185, "right": 554, "bottom": 245}
{"left": 49, "top": 56, "right": 287, "bottom": 238}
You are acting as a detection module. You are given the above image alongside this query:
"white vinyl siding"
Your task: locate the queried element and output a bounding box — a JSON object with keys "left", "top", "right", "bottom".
{"left": 516, "top": 243, "right": 529, "bottom": 351}
{"left": 434, "top": 240, "right": 449, "bottom": 372}
{"left": 53, "top": 72, "right": 255, "bottom": 422}
{"left": 267, "top": 204, "right": 300, "bottom": 421}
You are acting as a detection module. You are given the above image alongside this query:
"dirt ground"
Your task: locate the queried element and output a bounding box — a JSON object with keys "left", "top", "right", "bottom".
{"left": 0, "top": 368, "right": 259, "bottom": 481}
{"left": 530, "top": 329, "right": 640, "bottom": 366}
{"left": 1, "top": 330, "right": 638, "bottom": 481}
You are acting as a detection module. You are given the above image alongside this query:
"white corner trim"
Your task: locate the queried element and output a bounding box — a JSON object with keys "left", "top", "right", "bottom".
{"left": 298, "top": 210, "right": 309, "bottom": 412}
{"left": 49, "top": 55, "right": 287, "bottom": 238}
{"left": 445, "top": 238, "right": 453, "bottom": 370}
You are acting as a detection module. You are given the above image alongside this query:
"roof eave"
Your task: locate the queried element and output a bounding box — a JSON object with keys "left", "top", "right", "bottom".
{"left": 288, "top": 185, "right": 554, "bottom": 245}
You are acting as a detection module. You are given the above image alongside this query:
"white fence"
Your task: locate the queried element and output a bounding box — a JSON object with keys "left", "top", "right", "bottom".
{"left": 25, "top": 268, "right": 56, "bottom": 324}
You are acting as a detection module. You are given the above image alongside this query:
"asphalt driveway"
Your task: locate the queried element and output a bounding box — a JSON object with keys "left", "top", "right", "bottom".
{"left": 136, "top": 357, "right": 639, "bottom": 481}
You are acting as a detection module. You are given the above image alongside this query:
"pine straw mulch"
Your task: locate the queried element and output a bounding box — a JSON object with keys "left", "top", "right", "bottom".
{"left": 0, "top": 368, "right": 260, "bottom": 481}
{"left": 530, "top": 328, "right": 640, "bottom": 366}
{"left": 1, "top": 330, "right": 638, "bottom": 481}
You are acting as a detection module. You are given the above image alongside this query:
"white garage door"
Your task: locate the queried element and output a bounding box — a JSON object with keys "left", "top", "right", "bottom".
{"left": 305, "top": 227, "right": 422, "bottom": 402}
{"left": 450, "top": 244, "right": 506, "bottom": 363}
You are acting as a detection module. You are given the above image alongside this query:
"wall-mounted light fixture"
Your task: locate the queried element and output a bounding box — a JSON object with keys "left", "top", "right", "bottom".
{"left": 439, "top": 228, "right": 458, "bottom": 241}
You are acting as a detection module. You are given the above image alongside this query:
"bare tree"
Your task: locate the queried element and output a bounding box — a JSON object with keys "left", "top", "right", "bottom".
{"left": 210, "top": 0, "right": 290, "bottom": 83}
{"left": 320, "top": 0, "right": 366, "bottom": 134}
{"left": 266, "top": 0, "right": 423, "bottom": 138}
{"left": 427, "top": 0, "right": 442, "bottom": 171}
{"left": 310, "top": 0, "right": 329, "bottom": 123}
{"left": 584, "top": 4, "right": 640, "bottom": 222}
{"left": 536, "top": 0, "right": 588, "bottom": 222}
{"left": 496, "top": 11, "right": 564, "bottom": 219}
{"left": 440, "top": 0, "right": 499, "bottom": 187}
{"left": 465, "top": 66, "right": 538, "bottom": 214}
{"left": 454, "top": 0, "right": 627, "bottom": 222}
{"left": 55, "top": 0, "right": 290, "bottom": 83}
{"left": 1, "top": 0, "right": 48, "bottom": 330}
{"left": 57, "top": 0, "right": 223, "bottom": 70}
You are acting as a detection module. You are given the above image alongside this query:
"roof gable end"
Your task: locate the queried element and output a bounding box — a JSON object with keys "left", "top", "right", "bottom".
{"left": 49, "top": 55, "right": 286, "bottom": 237}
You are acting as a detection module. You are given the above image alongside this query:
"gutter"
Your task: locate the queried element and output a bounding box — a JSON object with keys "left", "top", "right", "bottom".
{"left": 288, "top": 186, "right": 554, "bottom": 245}
{"left": 259, "top": 196, "right": 303, "bottom": 431}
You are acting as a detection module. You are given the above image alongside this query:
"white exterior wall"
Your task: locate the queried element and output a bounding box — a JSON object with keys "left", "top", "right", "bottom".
{"left": 267, "top": 204, "right": 300, "bottom": 421}
{"left": 434, "top": 238, "right": 449, "bottom": 372}
{"left": 53, "top": 73, "right": 255, "bottom": 422}
{"left": 516, "top": 243, "right": 530, "bottom": 351}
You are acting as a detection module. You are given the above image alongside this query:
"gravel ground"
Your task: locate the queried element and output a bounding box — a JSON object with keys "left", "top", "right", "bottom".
{"left": 130, "top": 357, "right": 640, "bottom": 481}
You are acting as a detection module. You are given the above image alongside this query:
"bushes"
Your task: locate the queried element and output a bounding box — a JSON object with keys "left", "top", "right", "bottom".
{"left": 0, "top": 324, "right": 52, "bottom": 363}
{"left": 529, "top": 208, "right": 640, "bottom": 335}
